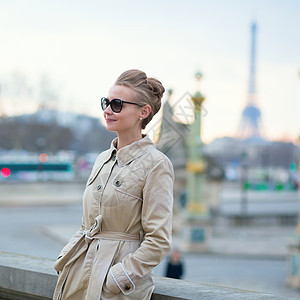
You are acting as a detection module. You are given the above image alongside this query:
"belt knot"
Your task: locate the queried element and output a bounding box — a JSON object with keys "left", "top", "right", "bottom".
{"left": 84, "top": 215, "right": 102, "bottom": 244}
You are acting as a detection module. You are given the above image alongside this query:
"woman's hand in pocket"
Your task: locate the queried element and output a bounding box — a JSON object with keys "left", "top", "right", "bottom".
{"left": 105, "top": 269, "right": 121, "bottom": 294}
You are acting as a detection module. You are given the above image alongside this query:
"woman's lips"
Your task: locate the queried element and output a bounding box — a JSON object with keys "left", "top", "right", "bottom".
{"left": 106, "top": 119, "right": 116, "bottom": 123}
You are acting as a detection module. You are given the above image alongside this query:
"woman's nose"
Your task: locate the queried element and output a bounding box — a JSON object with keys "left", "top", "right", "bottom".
{"left": 103, "top": 106, "right": 113, "bottom": 118}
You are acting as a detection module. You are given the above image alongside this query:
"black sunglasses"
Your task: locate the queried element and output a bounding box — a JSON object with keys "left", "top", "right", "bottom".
{"left": 101, "top": 97, "right": 144, "bottom": 113}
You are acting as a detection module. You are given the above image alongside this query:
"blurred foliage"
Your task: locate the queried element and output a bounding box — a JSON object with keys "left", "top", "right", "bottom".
{"left": 0, "top": 113, "right": 116, "bottom": 154}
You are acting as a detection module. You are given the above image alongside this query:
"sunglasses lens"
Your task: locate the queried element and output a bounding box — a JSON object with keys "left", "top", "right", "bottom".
{"left": 101, "top": 98, "right": 123, "bottom": 113}
{"left": 101, "top": 98, "right": 108, "bottom": 110}
{"left": 111, "top": 99, "right": 122, "bottom": 113}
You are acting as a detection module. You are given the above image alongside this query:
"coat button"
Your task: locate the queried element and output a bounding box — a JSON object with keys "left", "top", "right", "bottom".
{"left": 97, "top": 185, "right": 102, "bottom": 191}
{"left": 124, "top": 285, "right": 130, "bottom": 291}
{"left": 115, "top": 180, "right": 121, "bottom": 187}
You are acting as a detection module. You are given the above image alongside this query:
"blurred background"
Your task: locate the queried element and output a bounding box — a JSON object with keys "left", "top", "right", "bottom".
{"left": 0, "top": 0, "right": 299, "bottom": 298}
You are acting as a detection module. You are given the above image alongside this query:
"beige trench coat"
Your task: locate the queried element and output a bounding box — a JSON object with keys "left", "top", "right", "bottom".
{"left": 53, "top": 134, "right": 174, "bottom": 300}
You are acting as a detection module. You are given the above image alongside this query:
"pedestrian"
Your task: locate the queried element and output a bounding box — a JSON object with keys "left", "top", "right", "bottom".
{"left": 165, "top": 249, "right": 184, "bottom": 279}
{"left": 52, "top": 69, "right": 174, "bottom": 300}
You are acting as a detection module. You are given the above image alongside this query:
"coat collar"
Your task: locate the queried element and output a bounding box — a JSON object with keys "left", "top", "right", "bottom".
{"left": 108, "top": 134, "right": 155, "bottom": 167}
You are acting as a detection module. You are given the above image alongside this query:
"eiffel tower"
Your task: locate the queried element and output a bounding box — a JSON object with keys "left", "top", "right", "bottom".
{"left": 238, "top": 22, "right": 262, "bottom": 140}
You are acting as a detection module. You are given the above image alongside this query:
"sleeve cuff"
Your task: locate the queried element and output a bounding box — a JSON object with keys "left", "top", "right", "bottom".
{"left": 109, "top": 262, "right": 135, "bottom": 295}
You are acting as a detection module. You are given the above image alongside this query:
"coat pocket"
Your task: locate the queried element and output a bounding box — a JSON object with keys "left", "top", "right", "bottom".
{"left": 112, "top": 176, "right": 143, "bottom": 202}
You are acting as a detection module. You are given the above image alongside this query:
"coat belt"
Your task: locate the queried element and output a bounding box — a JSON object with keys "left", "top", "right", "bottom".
{"left": 89, "top": 230, "right": 140, "bottom": 241}
{"left": 54, "top": 214, "right": 140, "bottom": 273}
{"left": 53, "top": 215, "right": 141, "bottom": 300}
{"left": 83, "top": 215, "right": 140, "bottom": 243}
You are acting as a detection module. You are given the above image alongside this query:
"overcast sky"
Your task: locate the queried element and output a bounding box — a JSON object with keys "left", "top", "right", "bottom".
{"left": 1, "top": 0, "right": 299, "bottom": 143}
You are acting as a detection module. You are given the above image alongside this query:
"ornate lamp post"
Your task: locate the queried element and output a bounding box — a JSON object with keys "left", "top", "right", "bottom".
{"left": 182, "top": 71, "right": 210, "bottom": 252}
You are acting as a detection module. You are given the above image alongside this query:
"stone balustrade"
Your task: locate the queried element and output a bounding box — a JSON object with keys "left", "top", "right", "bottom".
{"left": 0, "top": 252, "right": 283, "bottom": 300}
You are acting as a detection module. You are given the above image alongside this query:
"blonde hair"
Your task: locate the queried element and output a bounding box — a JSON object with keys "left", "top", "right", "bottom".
{"left": 115, "top": 69, "right": 165, "bottom": 129}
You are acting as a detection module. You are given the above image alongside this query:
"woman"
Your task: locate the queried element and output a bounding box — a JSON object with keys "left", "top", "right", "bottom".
{"left": 53, "top": 69, "right": 174, "bottom": 300}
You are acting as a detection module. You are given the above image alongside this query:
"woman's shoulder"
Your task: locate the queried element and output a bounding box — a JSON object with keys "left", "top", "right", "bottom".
{"left": 150, "top": 146, "right": 172, "bottom": 162}
{"left": 144, "top": 146, "right": 174, "bottom": 172}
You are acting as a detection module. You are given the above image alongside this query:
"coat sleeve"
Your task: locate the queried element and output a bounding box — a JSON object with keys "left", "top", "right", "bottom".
{"left": 108, "top": 157, "right": 174, "bottom": 294}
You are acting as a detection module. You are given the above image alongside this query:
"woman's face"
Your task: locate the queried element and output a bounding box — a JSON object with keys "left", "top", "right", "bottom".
{"left": 103, "top": 85, "right": 142, "bottom": 134}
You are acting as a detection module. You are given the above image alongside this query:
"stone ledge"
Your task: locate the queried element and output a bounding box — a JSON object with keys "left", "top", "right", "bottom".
{"left": 0, "top": 252, "right": 284, "bottom": 300}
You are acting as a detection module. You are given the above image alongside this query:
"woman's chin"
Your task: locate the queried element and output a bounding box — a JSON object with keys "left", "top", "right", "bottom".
{"left": 105, "top": 123, "right": 117, "bottom": 131}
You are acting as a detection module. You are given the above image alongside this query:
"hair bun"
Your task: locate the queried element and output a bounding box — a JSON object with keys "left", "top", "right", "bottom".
{"left": 146, "top": 78, "right": 165, "bottom": 99}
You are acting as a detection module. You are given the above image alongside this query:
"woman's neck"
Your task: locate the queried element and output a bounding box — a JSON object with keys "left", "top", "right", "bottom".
{"left": 116, "top": 132, "right": 143, "bottom": 150}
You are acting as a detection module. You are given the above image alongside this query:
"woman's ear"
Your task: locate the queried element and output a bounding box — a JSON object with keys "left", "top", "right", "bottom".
{"left": 140, "top": 105, "right": 151, "bottom": 119}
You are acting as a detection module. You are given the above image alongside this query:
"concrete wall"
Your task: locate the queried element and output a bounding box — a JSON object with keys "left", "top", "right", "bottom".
{"left": 0, "top": 252, "right": 283, "bottom": 300}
